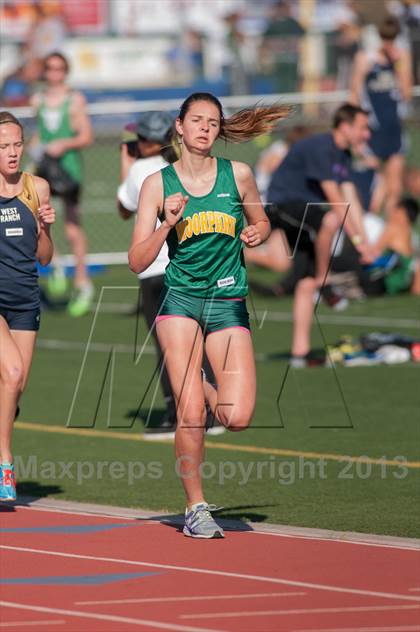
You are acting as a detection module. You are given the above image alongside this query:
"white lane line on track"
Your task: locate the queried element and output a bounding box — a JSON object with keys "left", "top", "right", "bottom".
{"left": 36, "top": 338, "right": 154, "bottom": 354}
{"left": 12, "top": 503, "right": 156, "bottom": 526}
{"left": 0, "top": 602, "right": 225, "bottom": 632}
{"left": 75, "top": 591, "right": 305, "bottom": 606}
{"left": 408, "top": 587, "right": 420, "bottom": 591}
{"left": 1, "top": 545, "right": 420, "bottom": 603}
{"left": 247, "top": 530, "right": 420, "bottom": 551}
{"left": 290, "top": 626, "right": 420, "bottom": 632}
{"left": 0, "top": 621, "right": 65, "bottom": 628}
{"left": 179, "top": 604, "right": 420, "bottom": 620}
{"left": 82, "top": 301, "right": 420, "bottom": 330}
{"left": 253, "top": 310, "right": 420, "bottom": 329}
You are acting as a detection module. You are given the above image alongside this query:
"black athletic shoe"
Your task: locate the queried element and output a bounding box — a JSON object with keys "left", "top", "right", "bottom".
{"left": 289, "top": 351, "right": 326, "bottom": 368}
{"left": 205, "top": 409, "right": 226, "bottom": 436}
{"left": 320, "top": 284, "right": 348, "bottom": 311}
{"left": 201, "top": 369, "right": 225, "bottom": 436}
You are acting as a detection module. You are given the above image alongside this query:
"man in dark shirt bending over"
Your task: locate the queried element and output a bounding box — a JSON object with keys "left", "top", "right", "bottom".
{"left": 265, "top": 103, "right": 374, "bottom": 300}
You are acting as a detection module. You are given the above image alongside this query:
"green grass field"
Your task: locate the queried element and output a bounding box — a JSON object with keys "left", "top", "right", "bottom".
{"left": 14, "top": 264, "right": 420, "bottom": 538}
{"left": 15, "top": 120, "right": 420, "bottom": 537}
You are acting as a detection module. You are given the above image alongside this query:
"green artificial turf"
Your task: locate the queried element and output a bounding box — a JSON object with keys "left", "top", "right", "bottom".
{"left": 13, "top": 265, "right": 420, "bottom": 538}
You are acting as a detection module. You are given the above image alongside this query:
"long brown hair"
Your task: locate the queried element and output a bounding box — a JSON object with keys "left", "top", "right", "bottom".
{"left": 178, "top": 93, "right": 289, "bottom": 143}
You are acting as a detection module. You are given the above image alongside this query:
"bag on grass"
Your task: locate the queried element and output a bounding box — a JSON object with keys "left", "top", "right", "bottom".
{"left": 36, "top": 154, "right": 79, "bottom": 197}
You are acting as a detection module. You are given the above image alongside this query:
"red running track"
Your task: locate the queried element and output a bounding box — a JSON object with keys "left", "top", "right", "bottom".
{"left": 0, "top": 500, "right": 419, "bottom": 632}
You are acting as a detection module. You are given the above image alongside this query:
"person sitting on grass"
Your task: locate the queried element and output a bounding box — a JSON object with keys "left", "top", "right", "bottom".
{"left": 290, "top": 196, "right": 420, "bottom": 367}
{"left": 263, "top": 103, "right": 375, "bottom": 308}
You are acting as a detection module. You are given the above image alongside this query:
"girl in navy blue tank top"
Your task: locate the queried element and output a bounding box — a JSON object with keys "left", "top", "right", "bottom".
{"left": 350, "top": 15, "right": 412, "bottom": 215}
{"left": 0, "top": 111, "right": 55, "bottom": 502}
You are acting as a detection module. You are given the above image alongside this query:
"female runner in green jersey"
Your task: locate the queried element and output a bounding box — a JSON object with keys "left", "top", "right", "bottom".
{"left": 129, "top": 93, "right": 288, "bottom": 538}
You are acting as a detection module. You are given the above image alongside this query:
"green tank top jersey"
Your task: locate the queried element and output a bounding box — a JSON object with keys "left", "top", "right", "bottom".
{"left": 162, "top": 157, "right": 248, "bottom": 298}
{"left": 384, "top": 250, "right": 415, "bottom": 295}
{"left": 38, "top": 95, "right": 82, "bottom": 183}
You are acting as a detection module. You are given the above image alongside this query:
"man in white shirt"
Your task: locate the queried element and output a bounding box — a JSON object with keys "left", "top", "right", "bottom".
{"left": 118, "top": 111, "right": 177, "bottom": 439}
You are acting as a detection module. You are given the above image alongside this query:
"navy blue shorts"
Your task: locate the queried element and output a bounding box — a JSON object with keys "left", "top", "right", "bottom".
{"left": 265, "top": 201, "right": 325, "bottom": 251}
{"left": 369, "top": 129, "right": 404, "bottom": 161}
{"left": 0, "top": 307, "right": 40, "bottom": 331}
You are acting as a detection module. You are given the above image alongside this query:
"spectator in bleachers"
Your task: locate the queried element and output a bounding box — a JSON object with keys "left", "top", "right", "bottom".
{"left": 260, "top": 0, "right": 305, "bottom": 93}
{"left": 224, "top": 11, "right": 249, "bottom": 96}
{"left": 334, "top": 1, "right": 362, "bottom": 89}
{"left": 167, "top": 29, "right": 204, "bottom": 83}
{"left": 389, "top": 0, "right": 420, "bottom": 83}
{"left": 350, "top": 14, "right": 413, "bottom": 215}
{"left": 0, "top": 58, "right": 42, "bottom": 107}
{"left": 185, "top": 30, "right": 204, "bottom": 79}
{"left": 26, "top": 2, "right": 67, "bottom": 70}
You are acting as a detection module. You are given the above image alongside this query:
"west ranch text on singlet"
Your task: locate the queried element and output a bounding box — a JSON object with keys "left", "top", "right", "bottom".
{"left": 363, "top": 56, "right": 401, "bottom": 131}
{"left": 0, "top": 172, "right": 40, "bottom": 310}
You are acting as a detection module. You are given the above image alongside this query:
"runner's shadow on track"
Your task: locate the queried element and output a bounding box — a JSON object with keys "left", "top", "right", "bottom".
{"left": 146, "top": 503, "right": 275, "bottom": 533}
{"left": 0, "top": 484, "right": 62, "bottom": 512}
{"left": 213, "top": 504, "right": 275, "bottom": 524}
{"left": 15, "top": 482, "right": 63, "bottom": 499}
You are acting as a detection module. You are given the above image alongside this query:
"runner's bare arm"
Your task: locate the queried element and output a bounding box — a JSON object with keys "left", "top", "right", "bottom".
{"left": 396, "top": 48, "right": 413, "bottom": 102}
{"left": 322, "top": 179, "right": 373, "bottom": 262}
{"left": 34, "top": 176, "right": 55, "bottom": 265}
{"left": 349, "top": 51, "right": 368, "bottom": 104}
{"left": 232, "top": 161, "right": 270, "bottom": 248}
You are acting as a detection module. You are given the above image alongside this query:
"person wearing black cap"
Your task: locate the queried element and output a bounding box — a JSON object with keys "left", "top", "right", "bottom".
{"left": 118, "top": 111, "right": 224, "bottom": 439}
